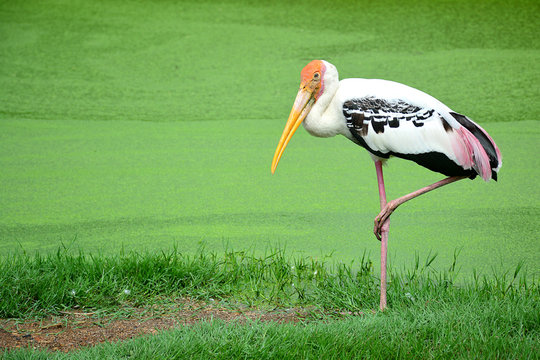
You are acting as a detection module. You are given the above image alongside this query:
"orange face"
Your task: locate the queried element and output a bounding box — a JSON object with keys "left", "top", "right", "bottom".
{"left": 300, "top": 60, "right": 325, "bottom": 97}
{"left": 271, "top": 60, "right": 326, "bottom": 174}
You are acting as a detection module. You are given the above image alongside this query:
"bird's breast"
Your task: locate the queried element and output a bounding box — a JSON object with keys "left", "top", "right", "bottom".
{"left": 302, "top": 88, "right": 351, "bottom": 138}
{"left": 303, "top": 111, "right": 342, "bottom": 138}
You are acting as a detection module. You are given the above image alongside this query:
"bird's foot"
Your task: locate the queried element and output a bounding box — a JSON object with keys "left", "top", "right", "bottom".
{"left": 373, "top": 200, "right": 397, "bottom": 240}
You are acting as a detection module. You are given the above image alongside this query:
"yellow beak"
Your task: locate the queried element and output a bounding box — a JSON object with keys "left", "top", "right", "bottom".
{"left": 271, "top": 86, "right": 315, "bottom": 174}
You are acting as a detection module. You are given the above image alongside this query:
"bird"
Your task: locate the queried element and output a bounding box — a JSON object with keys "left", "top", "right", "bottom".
{"left": 271, "top": 60, "right": 502, "bottom": 311}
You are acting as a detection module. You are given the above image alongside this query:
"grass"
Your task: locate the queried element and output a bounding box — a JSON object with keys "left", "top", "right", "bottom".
{"left": 4, "top": 315, "right": 538, "bottom": 359}
{"left": 1, "top": 246, "right": 537, "bottom": 319}
{"left": 1, "top": 247, "right": 538, "bottom": 358}
{"left": 0, "top": 246, "right": 366, "bottom": 318}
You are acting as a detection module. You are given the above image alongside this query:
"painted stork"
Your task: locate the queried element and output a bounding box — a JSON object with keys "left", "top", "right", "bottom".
{"left": 271, "top": 60, "right": 502, "bottom": 311}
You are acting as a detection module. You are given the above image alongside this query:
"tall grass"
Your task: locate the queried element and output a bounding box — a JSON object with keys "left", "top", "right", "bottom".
{"left": 1, "top": 247, "right": 538, "bottom": 359}
{"left": 1, "top": 246, "right": 537, "bottom": 319}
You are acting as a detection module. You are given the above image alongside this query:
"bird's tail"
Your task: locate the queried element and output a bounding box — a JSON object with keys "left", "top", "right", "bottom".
{"left": 450, "top": 112, "right": 502, "bottom": 181}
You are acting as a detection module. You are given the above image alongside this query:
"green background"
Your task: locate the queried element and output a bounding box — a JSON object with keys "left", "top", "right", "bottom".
{"left": 1, "top": 0, "right": 539, "bottom": 277}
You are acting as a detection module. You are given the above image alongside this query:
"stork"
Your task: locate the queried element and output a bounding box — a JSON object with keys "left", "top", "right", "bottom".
{"left": 271, "top": 60, "right": 501, "bottom": 311}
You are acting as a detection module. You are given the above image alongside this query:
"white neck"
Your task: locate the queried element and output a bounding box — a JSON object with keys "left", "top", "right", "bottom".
{"left": 302, "top": 61, "right": 344, "bottom": 138}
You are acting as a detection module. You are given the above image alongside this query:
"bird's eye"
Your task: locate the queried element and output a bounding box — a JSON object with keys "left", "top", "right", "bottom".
{"left": 313, "top": 72, "right": 320, "bottom": 80}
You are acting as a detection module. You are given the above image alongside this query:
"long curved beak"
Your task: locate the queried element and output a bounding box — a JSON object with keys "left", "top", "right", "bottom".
{"left": 271, "top": 86, "right": 315, "bottom": 174}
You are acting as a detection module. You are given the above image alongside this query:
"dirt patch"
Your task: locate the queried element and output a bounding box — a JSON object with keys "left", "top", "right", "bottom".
{"left": 0, "top": 299, "right": 320, "bottom": 352}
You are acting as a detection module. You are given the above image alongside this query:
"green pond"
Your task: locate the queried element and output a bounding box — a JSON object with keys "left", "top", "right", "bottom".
{"left": 1, "top": 0, "right": 538, "bottom": 277}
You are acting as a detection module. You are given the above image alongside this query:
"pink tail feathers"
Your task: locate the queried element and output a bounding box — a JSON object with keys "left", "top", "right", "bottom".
{"left": 469, "top": 121, "right": 503, "bottom": 172}
{"left": 453, "top": 127, "right": 494, "bottom": 181}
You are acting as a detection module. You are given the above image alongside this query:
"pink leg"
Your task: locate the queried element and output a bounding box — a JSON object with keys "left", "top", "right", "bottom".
{"left": 373, "top": 175, "right": 468, "bottom": 240}
{"left": 374, "top": 161, "right": 390, "bottom": 311}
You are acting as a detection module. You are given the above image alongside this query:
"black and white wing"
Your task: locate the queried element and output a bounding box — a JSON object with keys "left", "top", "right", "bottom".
{"left": 338, "top": 79, "right": 501, "bottom": 181}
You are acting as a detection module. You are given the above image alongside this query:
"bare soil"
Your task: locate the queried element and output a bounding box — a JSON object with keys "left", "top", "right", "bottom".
{"left": 0, "top": 299, "right": 322, "bottom": 353}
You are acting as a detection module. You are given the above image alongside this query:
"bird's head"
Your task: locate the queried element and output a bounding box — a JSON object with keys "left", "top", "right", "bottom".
{"left": 271, "top": 60, "right": 328, "bottom": 174}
